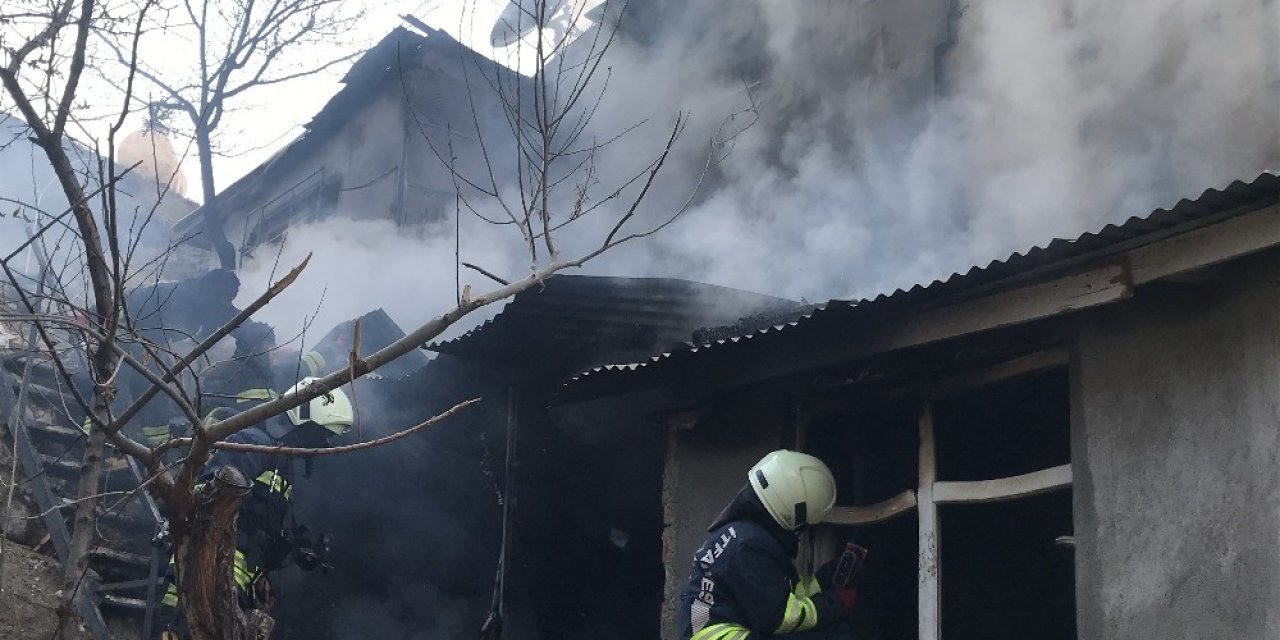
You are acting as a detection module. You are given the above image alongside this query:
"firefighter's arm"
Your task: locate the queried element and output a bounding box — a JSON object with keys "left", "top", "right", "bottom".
{"left": 728, "top": 541, "right": 846, "bottom": 634}
{"left": 199, "top": 428, "right": 273, "bottom": 483}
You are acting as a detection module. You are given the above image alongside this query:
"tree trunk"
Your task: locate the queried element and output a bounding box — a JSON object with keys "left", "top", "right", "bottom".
{"left": 58, "top": 398, "right": 109, "bottom": 634}
{"left": 28, "top": 129, "right": 122, "bottom": 640}
{"left": 196, "top": 124, "right": 236, "bottom": 270}
{"left": 176, "top": 465, "right": 259, "bottom": 640}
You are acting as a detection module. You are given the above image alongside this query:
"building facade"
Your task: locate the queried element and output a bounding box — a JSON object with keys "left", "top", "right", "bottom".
{"left": 174, "top": 25, "right": 519, "bottom": 267}
{"left": 560, "top": 172, "right": 1280, "bottom": 639}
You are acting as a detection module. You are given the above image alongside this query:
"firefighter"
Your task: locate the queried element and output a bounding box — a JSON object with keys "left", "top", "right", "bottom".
{"left": 124, "top": 270, "right": 245, "bottom": 445}
{"left": 677, "top": 450, "right": 856, "bottom": 640}
{"left": 197, "top": 321, "right": 281, "bottom": 415}
{"left": 157, "top": 377, "right": 354, "bottom": 639}
{"left": 127, "top": 268, "right": 241, "bottom": 345}
{"left": 140, "top": 320, "right": 281, "bottom": 447}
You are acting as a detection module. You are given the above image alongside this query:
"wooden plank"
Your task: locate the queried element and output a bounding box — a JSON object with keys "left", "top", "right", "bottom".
{"left": 917, "top": 404, "right": 940, "bottom": 640}
{"left": 877, "top": 263, "right": 1132, "bottom": 354}
{"left": 928, "top": 349, "right": 1069, "bottom": 398}
{"left": 1128, "top": 203, "right": 1280, "bottom": 284}
{"left": 933, "top": 464, "right": 1073, "bottom": 505}
{"left": 0, "top": 365, "right": 71, "bottom": 561}
{"left": 826, "top": 490, "right": 918, "bottom": 525}
{"left": 807, "top": 347, "right": 1069, "bottom": 416}
{"left": 704, "top": 265, "right": 1130, "bottom": 395}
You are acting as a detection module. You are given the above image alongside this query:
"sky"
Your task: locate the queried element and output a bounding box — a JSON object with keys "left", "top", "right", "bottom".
{"left": 127, "top": 0, "right": 595, "bottom": 202}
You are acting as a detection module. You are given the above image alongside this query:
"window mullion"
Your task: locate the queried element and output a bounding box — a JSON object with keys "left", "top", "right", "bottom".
{"left": 918, "top": 401, "right": 941, "bottom": 640}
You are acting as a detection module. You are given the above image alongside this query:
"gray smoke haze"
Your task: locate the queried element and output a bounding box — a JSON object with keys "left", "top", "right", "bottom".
{"left": 582, "top": 0, "right": 1280, "bottom": 301}
{"left": 234, "top": 216, "right": 519, "bottom": 348}
{"left": 0, "top": 113, "right": 205, "bottom": 307}
{"left": 236, "top": 0, "right": 1280, "bottom": 347}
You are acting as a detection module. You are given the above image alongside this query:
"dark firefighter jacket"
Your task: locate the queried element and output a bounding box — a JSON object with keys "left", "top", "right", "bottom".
{"left": 164, "top": 419, "right": 328, "bottom": 609}
{"left": 201, "top": 418, "right": 334, "bottom": 577}
{"left": 197, "top": 355, "right": 280, "bottom": 421}
{"left": 205, "top": 424, "right": 289, "bottom": 557}
{"left": 164, "top": 419, "right": 296, "bottom": 608}
{"left": 678, "top": 494, "right": 845, "bottom": 640}
{"left": 126, "top": 276, "right": 238, "bottom": 345}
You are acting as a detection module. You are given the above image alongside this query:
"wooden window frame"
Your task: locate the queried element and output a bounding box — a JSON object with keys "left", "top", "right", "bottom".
{"left": 817, "top": 348, "right": 1074, "bottom": 640}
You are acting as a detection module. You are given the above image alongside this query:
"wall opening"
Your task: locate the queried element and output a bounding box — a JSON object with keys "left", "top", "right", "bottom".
{"left": 933, "top": 368, "right": 1071, "bottom": 482}
{"left": 809, "top": 400, "right": 920, "bottom": 640}
{"left": 805, "top": 356, "right": 1075, "bottom": 640}
{"left": 939, "top": 490, "right": 1076, "bottom": 640}
{"left": 930, "top": 366, "right": 1075, "bottom": 640}
{"left": 844, "top": 514, "right": 921, "bottom": 640}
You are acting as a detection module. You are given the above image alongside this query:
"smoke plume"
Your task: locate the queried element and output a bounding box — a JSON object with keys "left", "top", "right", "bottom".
{"left": 236, "top": 0, "right": 1279, "bottom": 343}
{"left": 579, "top": 0, "right": 1280, "bottom": 301}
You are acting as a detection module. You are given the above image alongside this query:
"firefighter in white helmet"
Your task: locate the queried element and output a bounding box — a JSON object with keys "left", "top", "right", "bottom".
{"left": 157, "top": 378, "right": 353, "bottom": 638}
{"left": 677, "top": 450, "right": 857, "bottom": 640}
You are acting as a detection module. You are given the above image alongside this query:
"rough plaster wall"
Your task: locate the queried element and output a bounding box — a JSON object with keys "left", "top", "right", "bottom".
{"left": 329, "top": 88, "right": 404, "bottom": 222}
{"left": 1073, "top": 253, "right": 1280, "bottom": 639}
{"left": 660, "top": 409, "right": 786, "bottom": 638}
{"left": 225, "top": 84, "right": 406, "bottom": 250}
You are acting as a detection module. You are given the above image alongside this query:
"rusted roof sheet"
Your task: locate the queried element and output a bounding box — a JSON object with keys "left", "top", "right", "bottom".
{"left": 564, "top": 171, "right": 1280, "bottom": 396}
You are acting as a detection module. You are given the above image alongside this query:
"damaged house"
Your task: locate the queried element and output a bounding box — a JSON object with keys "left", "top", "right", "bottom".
{"left": 34, "top": 2, "right": 1272, "bottom": 638}
{"left": 557, "top": 172, "right": 1280, "bottom": 640}
{"left": 171, "top": 23, "right": 518, "bottom": 267}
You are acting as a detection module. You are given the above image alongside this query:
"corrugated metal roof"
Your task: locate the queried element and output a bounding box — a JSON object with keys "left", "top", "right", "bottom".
{"left": 426, "top": 275, "right": 798, "bottom": 371}
{"left": 565, "top": 171, "right": 1280, "bottom": 394}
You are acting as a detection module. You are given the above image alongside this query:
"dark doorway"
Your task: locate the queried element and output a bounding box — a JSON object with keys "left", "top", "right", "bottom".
{"left": 939, "top": 490, "right": 1076, "bottom": 640}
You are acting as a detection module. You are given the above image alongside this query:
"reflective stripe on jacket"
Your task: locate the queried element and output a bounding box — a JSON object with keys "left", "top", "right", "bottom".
{"left": 678, "top": 519, "right": 844, "bottom": 638}
{"left": 691, "top": 622, "right": 751, "bottom": 640}
{"left": 236, "top": 388, "right": 278, "bottom": 403}
{"left": 162, "top": 549, "right": 254, "bottom": 607}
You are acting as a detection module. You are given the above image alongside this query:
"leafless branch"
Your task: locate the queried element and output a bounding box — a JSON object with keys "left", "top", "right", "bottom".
{"left": 162, "top": 398, "right": 480, "bottom": 459}
{"left": 110, "top": 253, "right": 312, "bottom": 434}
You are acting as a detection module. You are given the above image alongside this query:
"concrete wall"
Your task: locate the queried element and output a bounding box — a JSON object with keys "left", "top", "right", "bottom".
{"left": 225, "top": 82, "right": 406, "bottom": 256}
{"left": 1072, "top": 251, "right": 1280, "bottom": 639}
{"left": 222, "top": 55, "right": 510, "bottom": 262}
{"left": 659, "top": 402, "right": 791, "bottom": 638}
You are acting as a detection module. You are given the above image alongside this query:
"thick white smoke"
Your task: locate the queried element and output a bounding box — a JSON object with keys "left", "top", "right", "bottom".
{"left": 234, "top": 216, "right": 521, "bottom": 348}
{"left": 241, "top": 0, "right": 1278, "bottom": 345}
{"left": 579, "top": 0, "right": 1280, "bottom": 301}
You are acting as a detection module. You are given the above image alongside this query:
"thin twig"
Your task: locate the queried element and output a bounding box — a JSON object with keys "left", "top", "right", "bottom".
{"left": 164, "top": 398, "right": 479, "bottom": 458}
{"left": 461, "top": 262, "right": 510, "bottom": 286}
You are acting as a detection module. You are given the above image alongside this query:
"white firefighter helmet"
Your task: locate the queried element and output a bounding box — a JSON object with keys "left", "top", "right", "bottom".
{"left": 747, "top": 450, "right": 837, "bottom": 531}
{"left": 284, "top": 377, "right": 353, "bottom": 435}
{"left": 300, "top": 351, "right": 326, "bottom": 378}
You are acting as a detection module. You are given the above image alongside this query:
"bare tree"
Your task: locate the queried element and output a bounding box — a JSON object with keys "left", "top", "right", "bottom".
{"left": 0, "top": 0, "right": 746, "bottom": 637}
{"left": 99, "top": 0, "right": 366, "bottom": 269}
{"left": 0, "top": 0, "right": 154, "bottom": 634}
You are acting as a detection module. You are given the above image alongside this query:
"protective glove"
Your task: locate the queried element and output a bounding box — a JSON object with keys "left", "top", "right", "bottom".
{"left": 836, "top": 587, "right": 857, "bottom": 611}
{"left": 290, "top": 526, "right": 331, "bottom": 573}
{"left": 816, "top": 558, "right": 840, "bottom": 591}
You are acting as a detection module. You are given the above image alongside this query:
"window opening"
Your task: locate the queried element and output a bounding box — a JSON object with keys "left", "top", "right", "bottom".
{"left": 939, "top": 491, "right": 1076, "bottom": 640}
{"left": 809, "top": 355, "right": 1075, "bottom": 640}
